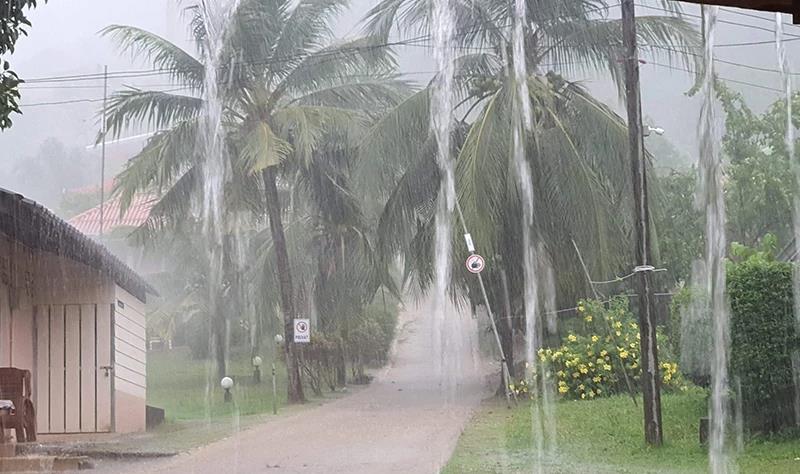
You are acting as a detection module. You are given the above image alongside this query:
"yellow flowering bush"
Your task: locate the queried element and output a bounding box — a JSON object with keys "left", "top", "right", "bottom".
{"left": 540, "top": 296, "right": 685, "bottom": 401}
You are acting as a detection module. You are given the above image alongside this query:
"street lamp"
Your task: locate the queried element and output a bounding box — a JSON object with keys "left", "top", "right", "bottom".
{"left": 253, "top": 356, "right": 263, "bottom": 384}
{"left": 643, "top": 125, "right": 665, "bottom": 137}
{"left": 221, "top": 376, "right": 234, "bottom": 403}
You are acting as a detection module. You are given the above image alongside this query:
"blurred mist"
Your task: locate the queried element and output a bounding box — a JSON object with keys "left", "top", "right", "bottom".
{"left": 1, "top": 0, "right": 799, "bottom": 214}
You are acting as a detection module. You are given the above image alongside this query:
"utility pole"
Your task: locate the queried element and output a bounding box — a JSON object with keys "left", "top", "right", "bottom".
{"left": 100, "top": 65, "right": 108, "bottom": 240}
{"left": 455, "top": 204, "right": 515, "bottom": 407}
{"left": 621, "top": 0, "right": 663, "bottom": 446}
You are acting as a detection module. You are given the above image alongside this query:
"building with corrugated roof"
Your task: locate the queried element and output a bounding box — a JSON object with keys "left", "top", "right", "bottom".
{"left": 0, "top": 187, "right": 154, "bottom": 437}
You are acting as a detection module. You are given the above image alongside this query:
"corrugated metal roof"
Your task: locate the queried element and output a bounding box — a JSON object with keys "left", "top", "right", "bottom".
{"left": 68, "top": 193, "right": 156, "bottom": 236}
{"left": 0, "top": 188, "right": 156, "bottom": 302}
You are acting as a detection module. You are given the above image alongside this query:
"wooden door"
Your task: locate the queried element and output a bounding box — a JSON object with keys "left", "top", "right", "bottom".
{"left": 34, "top": 304, "right": 113, "bottom": 433}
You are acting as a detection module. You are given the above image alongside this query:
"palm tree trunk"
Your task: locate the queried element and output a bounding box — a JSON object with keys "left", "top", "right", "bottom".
{"left": 262, "top": 167, "right": 305, "bottom": 403}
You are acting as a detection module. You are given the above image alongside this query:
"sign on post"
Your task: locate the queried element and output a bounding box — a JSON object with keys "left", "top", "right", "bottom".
{"left": 293, "top": 319, "right": 310, "bottom": 343}
{"left": 465, "top": 254, "right": 485, "bottom": 274}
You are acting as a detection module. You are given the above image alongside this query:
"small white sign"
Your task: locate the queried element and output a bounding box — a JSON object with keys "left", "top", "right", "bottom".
{"left": 465, "top": 254, "right": 486, "bottom": 274}
{"left": 464, "top": 233, "right": 475, "bottom": 253}
{"left": 294, "top": 319, "right": 311, "bottom": 343}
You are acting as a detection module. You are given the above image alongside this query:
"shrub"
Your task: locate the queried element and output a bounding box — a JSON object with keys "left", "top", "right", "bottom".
{"left": 669, "top": 284, "right": 711, "bottom": 386}
{"left": 728, "top": 256, "right": 798, "bottom": 433}
{"left": 541, "top": 296, "right": 685, "bottom": 400}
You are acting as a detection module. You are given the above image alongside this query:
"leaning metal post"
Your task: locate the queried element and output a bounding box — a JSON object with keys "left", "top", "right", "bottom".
{"left": 455, "top": 201, "right": 515, "bottom": 406}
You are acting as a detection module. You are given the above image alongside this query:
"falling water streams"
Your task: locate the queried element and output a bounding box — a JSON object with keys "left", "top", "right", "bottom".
{"left": 776, "top": 13, "right": 800, "bottom": 427}
{"left": 697, "top": 7, "right": 734, "bottom": 473}
{"left": 430, "top": 0, "right": 458, "bottom": 396}
{"left": 510, "top": 0, "right": 556, "bottom": 468}
{"left": 196, "top": 0, "right": 242, "bottom": 456}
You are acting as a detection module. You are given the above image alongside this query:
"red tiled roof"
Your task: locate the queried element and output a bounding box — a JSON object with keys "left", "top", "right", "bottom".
{"left": 68, "top": 193, "right": 156, "bottom": 236}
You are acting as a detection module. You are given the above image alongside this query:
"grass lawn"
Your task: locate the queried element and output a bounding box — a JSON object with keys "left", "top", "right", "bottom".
{"left": 123, "top": 347, "right": 349, "bottom": 454}
{"left": 445, "top": 388, "right": 800, "bottom": 473}
{"left": 147, "top": 347, "right": 292, "bottom": 421}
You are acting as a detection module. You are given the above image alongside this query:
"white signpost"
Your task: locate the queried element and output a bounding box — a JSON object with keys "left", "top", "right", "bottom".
{"left": 293, "top": 319, "right": 310, "bottom": 343}
{"left": 465, "top": 254, "right": 485, "bottom": 274}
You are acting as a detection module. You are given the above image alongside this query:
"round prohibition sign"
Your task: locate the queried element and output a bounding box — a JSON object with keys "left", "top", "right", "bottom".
{"left": 465, "top": 254, "right": 486, "bottom": 274}
{"left": 295, "top": 320, "right": 309, "bottom": 333}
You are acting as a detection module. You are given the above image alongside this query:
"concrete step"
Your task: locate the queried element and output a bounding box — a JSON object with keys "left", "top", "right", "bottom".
{"left": 0, "top": 455, "right": 91, "bottom": 471}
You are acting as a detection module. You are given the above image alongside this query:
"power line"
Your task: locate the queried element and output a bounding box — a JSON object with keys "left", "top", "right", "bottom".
{"left": 648, "top": 61, "right": 784, "bottom": 93}
{"left": 635, "top": 3, "right": 800, "bottom": 39}
{"left": 645, "top": 43, "right": 800, "bottom": 76}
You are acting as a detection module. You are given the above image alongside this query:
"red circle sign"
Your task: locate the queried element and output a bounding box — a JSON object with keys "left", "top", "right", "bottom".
{"left": 295, "top": 321, "right": 308, "bottom": 332}
{"left": 465, "top": 254, "right": 485, "bottom": 274}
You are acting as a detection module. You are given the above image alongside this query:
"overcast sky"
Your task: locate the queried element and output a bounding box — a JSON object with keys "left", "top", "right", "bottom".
{"left": 1, "top": 0, "right": 798, "bottom": 201}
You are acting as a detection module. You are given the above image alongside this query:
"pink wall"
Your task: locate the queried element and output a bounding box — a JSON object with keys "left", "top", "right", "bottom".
{"left": 1, "top": 233, "right": 146, "bottom": 435}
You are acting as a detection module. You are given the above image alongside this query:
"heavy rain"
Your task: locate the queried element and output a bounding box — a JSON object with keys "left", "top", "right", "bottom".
{"left": 2, "top": 1, "right": 800, "bottom": 473}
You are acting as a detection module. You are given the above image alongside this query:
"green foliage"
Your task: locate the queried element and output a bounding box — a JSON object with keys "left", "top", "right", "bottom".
{"left": 668, "top": 285, "right": 710, "bottom": 386}
{"left": 728, "top": 256, "right": 798, "bottom": 434}
{"left": 542, "top": 297, "right": 685, "bottom": 401}
{"left": 1, "top": 0, "right": 47, "bottom": 129}
{"left": 653, "top": 168, "right": 704, "bottom": 284}
{"left": 719, "top": 85, "right": 796, "bottom": 248}
{"left": 730, "top": 233, "right": 778, "bottom": 263}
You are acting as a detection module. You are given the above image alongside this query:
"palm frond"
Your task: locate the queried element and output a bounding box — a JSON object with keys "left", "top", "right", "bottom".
{"left": 355, "top": 89, "right": 431, "bottom": 198}
{"left": 102, "top": 25, "right": 204, "bottom": 90}
{"left": 113, "top": 119, "right": 199, "bottom": 212}
{"left": 104, "top": 88, "right": 203, "bottom": 138}
{"left": 538, "top": 15, "right": 700, "bottom": 96}
{"left": 272, "top": 36, "right": 398, "bottom": 104}
{"left": 239, "top": 120, "right": 293, "bottom": 173}
{"left": 273, "top": 105, "right": 369, "bottom": 166}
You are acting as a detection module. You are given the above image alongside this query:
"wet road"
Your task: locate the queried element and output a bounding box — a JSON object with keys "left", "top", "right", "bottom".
{"left": 107, "top": 295, "right": 493, "bottom": 473}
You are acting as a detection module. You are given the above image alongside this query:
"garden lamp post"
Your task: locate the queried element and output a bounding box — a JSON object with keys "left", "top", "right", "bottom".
{"left": 253, "top": 356, "right": 263, "bottom": 384}
{"left": 273, "top": 334, "right": 283, "bottom": 415}
{"left": 221, "top": 376, "right": 234, "bottom": 403}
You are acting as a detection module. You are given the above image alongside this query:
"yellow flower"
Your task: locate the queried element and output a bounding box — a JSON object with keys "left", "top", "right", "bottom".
{"left": 578, "top": 384, "right": 585, "bottom": 391}
{"left": 572, "top": 372, "right": 580, "bottom": 379}
{"left": 558, "top": 385, "right": 569, "bottom": 394}
{"left": 591, "top": 335, "right": 599, "bottom": 343}
{"left": 615, "top": 331, "right": 622, "bottom": 337}
{"left": 614, "top": 321, "right": 623, "bottom": 329}
{"left": 600, "top": 350, "right": 608, "bottom": 357}
{"left": 579, "top": 366, "right": 589, "bottom": 374}
{"left": 619, "top": 350, "right": 629, "bottom": 359}
{"left": 585, "top": 315, "right": 593, "bottom": 323}
{"left": 581, "top": 393, "right": 586, "bottom": 399}
{"left": 588, "top": 390, "right": 596, "bottom": 398}
{"left": 603, "top": 364, "right": 612, "bottom": 371}
{"left": 593, "top": 376, "right": 602, "bottom": 383}
{"left": 596, "top": 358, "right": 604, "bottom": 365}
{"left": 577, "top": 305, "right": 585, "bottom": 313}
{"left": 597, "top": 388, "right": 602, "bottom": 394}
{"left": 568, "top": 334, "right": 577, "bottom": 342}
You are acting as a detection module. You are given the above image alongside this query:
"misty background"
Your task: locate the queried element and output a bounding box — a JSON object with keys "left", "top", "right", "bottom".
{"left": 0, "top": 0, "right": 796, "bottom": 215}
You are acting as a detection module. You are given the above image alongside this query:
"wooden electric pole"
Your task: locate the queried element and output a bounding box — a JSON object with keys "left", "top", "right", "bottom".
{"left": 100, "top": 65, "right": 108, "bottom": 240}
{"left": 621, "top": 0, "right": 663, "bottom": 446}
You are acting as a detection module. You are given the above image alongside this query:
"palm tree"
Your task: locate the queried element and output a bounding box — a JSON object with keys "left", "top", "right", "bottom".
{"left": 358, "top": 0, "right": 698, "bottom": 372}
{"left": 102, "top": 0, "right": 409, "bottom": 402}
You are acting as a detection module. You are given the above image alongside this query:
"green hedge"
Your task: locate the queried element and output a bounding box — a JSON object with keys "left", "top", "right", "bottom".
{"left": 729, "top": 258, "right": 798, "bottom": 433}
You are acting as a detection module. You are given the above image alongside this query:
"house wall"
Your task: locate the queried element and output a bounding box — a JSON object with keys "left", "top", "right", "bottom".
{"left": 0, "top": 233, "right": 147, "bottom": 435}
{"left": 113, "top": 286, "right": 147, "bottom": 433}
